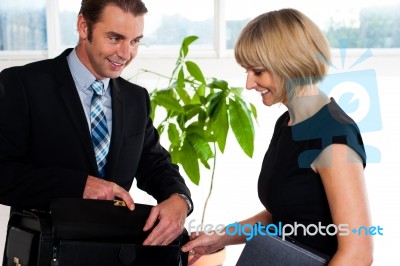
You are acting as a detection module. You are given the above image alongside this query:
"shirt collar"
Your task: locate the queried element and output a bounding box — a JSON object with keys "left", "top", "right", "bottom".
{"left": 67, "top": 48, "right": 110, "bottom": 94}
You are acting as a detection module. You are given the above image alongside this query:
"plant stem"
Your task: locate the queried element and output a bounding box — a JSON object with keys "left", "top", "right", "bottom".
{"left": 139, "top": 69, "right": 175, "bottom": 81}
{"left": 201, "top": 142, "right": 217, "bottom": 229}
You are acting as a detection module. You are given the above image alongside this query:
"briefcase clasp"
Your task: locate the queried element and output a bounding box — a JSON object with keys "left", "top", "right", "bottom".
{"left": 13, "top": 257, "right": 21, "bottom": 266}
{"left": 114, "top": 200, "right": 126, "bottom": 207}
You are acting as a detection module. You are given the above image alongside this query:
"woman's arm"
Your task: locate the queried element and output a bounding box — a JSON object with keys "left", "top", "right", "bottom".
{"left": 313, "top": 144, "right": 374, "bottom": 265}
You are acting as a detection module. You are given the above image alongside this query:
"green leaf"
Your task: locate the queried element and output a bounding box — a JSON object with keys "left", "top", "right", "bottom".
{"left": 179, "top": 141, "right": 200, "bottom": 185}
{"left": 208, "top": 78, "right": 228, "bottom": 91}
{"left": 198, "top": 109, "right": 207, "bottom": 128}
{"left": 154, "top": 93, "right": 184, "bottom": 113}
{"left": 186, "top": 122, "right": 209, "bottom": 139}
{"left": 176, "top": 114, "right": 186, "bottom": 130}
{"left": 180, "top": 36, "right": 199, "bottom": 58}
{"left": 184, "top": 104, "right": 202, "bottom": 121}
{"left": 176, "top": 69, "right": 191, "bottom": 105}
{"left": 177, "top": 68, "right": 185, "bottom": 90}
{"left": 230, "top": 86, "right": 244, "bottom": 96}
{"left": 207, "top": 91, "right": 223, "bottom": 117}
{"left": 195, "top": 83, "right": 206, "bottom": 98}
{"left": 150, "top": 97, "right": 157, "bottom": 121}
{"left": 228, "top": 100, "right": 255, "bottom": 157}
{"left": 156, "top": 123, "right": 165, "bottom": 136}
{"left": 155, "top": 88, "right": 174, "bottom": 97}
{"left": 171, "top": 63, "right": 184, "bottom": 82}
{"left": 191, "top": 84, "right": 207, "bottom": 105}
{"left": 169, "top": 147, "right": 180, "bottom": 164}
{"left": 235, "top": 95, "right": 257, "bottom": 127}
{"left": 250, "top": 103, "right": 258, "bottom": 120}
{"left": 168, "top": 123, "right": 180, "bottom": 147}
{"left": 189, "top": 134, "right": 213, "bottom": 169}
{"left": 211, "top": 99, "right": 229, "bottom": 153}
{"left": 185, "top": 122, "right": 200, "bottom": 133}
{"left": 186, "top": 61, "right": 206, "bottom": 84}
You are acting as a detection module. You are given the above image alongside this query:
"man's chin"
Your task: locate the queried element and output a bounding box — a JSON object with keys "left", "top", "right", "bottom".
{"left": 105, "top": 70, "right": 123, "bottom": 79}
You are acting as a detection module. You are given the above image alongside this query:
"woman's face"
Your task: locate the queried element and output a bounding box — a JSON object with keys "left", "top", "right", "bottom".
{"left": 244, "top": 67, "right": 283, "bottom": 106}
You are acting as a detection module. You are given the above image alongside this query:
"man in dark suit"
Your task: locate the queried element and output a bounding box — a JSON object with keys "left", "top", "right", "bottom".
{"left": 0, "top": 0, "right": 192, "bottom": 246}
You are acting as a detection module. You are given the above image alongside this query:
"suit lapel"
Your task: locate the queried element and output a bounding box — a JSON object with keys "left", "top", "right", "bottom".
{"left": 54, "top": 49, "right": 98, "bottom": 174}
{"left": 106, "top": 79, "right": 125, "bottom": 178}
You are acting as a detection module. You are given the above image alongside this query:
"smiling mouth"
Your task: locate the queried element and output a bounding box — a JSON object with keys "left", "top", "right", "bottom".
{"left": 260, "top": 89, "right": 271, "bottom": 95}
{"left": 107, "top": 59, "right": 125, "bottom": 68}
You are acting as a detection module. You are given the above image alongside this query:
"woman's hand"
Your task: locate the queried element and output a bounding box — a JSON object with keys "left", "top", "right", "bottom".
{"left": 182, "top": 231, "right": 226, "bottom": 265}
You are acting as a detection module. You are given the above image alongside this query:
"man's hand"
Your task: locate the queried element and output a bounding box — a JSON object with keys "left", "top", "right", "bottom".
{"left": 83, "top": 175, "right": 135, "bottom": 210}
{"left": 142, "top": 194, "right": 188, "bottom": 246}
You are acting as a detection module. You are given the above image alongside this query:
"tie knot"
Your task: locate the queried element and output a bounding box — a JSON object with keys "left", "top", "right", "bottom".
{"left": 91, "top": 80, "right": 105, "bottom": 96}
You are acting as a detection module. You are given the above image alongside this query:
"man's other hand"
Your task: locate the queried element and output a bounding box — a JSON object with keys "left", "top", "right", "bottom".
{"left": 83, "top": 175, "right": 135, "bottom": 210}
{"left": 142, "top": 194, "right": 188, "bottom": 245}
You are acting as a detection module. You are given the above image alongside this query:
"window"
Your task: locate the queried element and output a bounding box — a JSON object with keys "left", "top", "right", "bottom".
{"left": 58, "top": 0, "right": 80, "bottom": 49}
{"left": 142, "top": 1, "right": 214, "bottom": 48}
{"left": 226, "top": 0, "right": 400, "bottom": 49}
{"left": 0, "top": 0, "right": 47, "bottom": 50}
{"left": 224, "top": 2, "right": 266, "bottom": 50}
{"left": 1, "top": 0, "right": 400, "bottom": 55}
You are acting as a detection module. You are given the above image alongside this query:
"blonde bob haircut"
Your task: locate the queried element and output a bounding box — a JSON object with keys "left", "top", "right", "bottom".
{"left": 234, "top": 8, "right": 331, "bottom": 103}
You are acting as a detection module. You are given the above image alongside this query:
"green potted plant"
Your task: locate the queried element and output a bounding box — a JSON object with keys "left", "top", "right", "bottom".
{"left": 147, "top": 35, "right": 257, "bottom": 222}
{"left": 137, "top": 35, "right": 257, "bottom": 264}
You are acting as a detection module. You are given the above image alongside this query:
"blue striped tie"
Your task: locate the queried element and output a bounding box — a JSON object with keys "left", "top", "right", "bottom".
{"left": 90, "top": 80, "right": 110, "bottom": 178}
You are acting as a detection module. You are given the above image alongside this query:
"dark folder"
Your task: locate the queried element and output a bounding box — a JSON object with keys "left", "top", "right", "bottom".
{"left": 236, "top": 233, "right": 330, "bottom": 266}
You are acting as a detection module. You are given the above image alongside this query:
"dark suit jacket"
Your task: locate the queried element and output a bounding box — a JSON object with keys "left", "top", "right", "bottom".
{"left": 0, "top": 49, "right": 191, "bottom": 210}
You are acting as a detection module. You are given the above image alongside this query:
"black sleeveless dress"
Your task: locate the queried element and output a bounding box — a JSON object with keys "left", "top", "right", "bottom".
{"left": 258, "top": 98, "right": 366, "bottom": 256}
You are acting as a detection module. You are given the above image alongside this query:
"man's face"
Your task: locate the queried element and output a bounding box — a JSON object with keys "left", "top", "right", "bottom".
{"left": 77, "top": 4, "right": 144, "bottom": 79}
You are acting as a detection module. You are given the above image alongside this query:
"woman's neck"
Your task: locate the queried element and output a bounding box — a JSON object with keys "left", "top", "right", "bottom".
{"left": 286, "top": 86, "right": 330, "bottom": 126}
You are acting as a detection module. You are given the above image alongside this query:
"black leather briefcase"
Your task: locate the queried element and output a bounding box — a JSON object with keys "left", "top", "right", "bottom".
{"left": 4, "top": 198, "right": 189, "bottom": 266}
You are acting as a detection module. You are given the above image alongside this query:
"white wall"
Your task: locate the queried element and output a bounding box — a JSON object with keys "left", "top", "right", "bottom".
{"left": 1, "top": 50, "right": 400, "bottom": 265}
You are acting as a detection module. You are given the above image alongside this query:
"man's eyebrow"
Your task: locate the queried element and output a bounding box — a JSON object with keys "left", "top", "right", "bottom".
{"left": 105, "top": 31, "right": 125, "bottom": 39}
{"left": 105, "top": 31, "right": 144, "bottom": 41}
{"left": 135, "top": 34, "right": 144, "bottom": 40}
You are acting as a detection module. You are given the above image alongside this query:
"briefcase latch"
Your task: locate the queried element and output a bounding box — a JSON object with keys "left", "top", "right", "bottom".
{"left": 13, "top": 257, "right": 21, "bottom": 266}
{"left": 114, "top": 200, "right": 126, "bottom": 207}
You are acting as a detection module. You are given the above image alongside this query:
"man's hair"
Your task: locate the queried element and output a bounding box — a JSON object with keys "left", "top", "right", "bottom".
{"left": 79, "top": 0, "right": 148, "bottom": 42}
{"left": 234, "top": 8, "right": 331, "bottom": 102}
